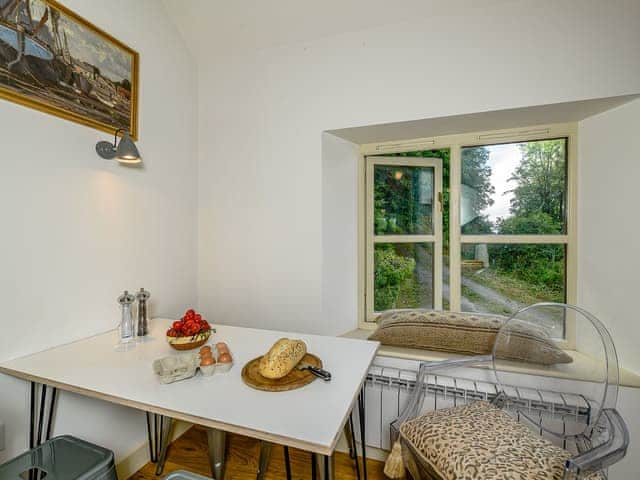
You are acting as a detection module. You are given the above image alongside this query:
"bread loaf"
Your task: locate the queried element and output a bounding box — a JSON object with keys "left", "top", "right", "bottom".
{"left": 258, "top": 338, "right": 307, "bottom": 379}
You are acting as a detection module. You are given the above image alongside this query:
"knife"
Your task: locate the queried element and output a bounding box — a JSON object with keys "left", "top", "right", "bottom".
{"left": 296, "top": 363, "right": 332, "bottom": 381}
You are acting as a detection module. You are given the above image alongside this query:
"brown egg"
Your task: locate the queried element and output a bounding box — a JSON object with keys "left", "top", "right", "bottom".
{"left": 200, "top": 356, "right": 215, "bottom": 367}
{"left": 200, "top": 346, "right": 212, "bottom": 354}
{"left": 218, "top": 352, "right": 232, "bottom": 363}
{"left": 216, "top": 342, "right": 228, "bottom": 352}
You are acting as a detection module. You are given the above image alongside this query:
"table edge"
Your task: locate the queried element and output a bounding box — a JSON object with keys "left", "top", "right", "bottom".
{"left": 0, "top": 365, "right": 336, "bottom": 455}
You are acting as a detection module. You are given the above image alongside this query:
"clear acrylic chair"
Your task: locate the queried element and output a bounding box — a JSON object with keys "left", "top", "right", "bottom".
{"left": 388, "top": 303, "right": 629, "bottom": 480}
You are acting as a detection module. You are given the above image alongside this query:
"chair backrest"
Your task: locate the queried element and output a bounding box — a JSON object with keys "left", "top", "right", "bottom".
{"left": 491, "top": 302, "right": 620, "bottom": 440}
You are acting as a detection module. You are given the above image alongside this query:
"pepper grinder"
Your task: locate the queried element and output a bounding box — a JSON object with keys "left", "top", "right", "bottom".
{"left": 136, "top": 287, "right": 151, "bottom": 337}
{"left": 116, "top": 290, "right": 136, "bottom": 351}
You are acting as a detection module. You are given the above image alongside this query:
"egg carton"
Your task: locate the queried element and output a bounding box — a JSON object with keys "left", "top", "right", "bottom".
{"left": 153, "top": 345, "right": 233, "bottom": 384}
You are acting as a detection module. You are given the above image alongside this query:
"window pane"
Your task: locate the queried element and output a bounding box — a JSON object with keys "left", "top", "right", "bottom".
{"left": 374, "top": 165, "right": 434, "bottom": 235}
{"left": 460, "top": 243, "right": 566, "bottom": 337}
{"left": 374, "top": 243, "right": 434, "bottom": 311}
{"left": 461, "top": 139, "right": 567, "bottom": 234}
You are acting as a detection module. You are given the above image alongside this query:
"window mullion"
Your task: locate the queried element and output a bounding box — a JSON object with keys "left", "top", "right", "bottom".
{"left": 449, "top": 145, "right": 462, "bottom": 312}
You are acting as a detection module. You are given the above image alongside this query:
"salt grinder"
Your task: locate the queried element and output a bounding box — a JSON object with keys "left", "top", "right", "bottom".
{"left": 117, "top": 290, "right": 136, "bottom": 345}
{"left": 136, "top": 287, "right": 151, "bottom": 337}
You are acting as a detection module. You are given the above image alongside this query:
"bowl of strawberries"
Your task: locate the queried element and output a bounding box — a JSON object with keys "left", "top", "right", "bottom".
{"left": 166, "top": 309, "right": 212, "bottom": 350}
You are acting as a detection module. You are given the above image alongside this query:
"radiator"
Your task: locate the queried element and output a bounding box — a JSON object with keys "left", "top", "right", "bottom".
{"left": 353, "top": 364, "right": 594, "bottom": 453}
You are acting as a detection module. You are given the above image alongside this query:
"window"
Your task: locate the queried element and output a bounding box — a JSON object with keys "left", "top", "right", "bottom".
{"left": 460, "top": 139, "right": 569, "bottom": 337}
{"left": 365, "top": 157, "right": 443, "bottom": 318}
{"left": 361, "top": 125, "right": 576, "bottom": 343}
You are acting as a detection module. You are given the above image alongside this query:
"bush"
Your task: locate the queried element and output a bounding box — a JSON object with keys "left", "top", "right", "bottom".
{"left": 374, "top": 247, "right": 415, "bottom": 311}
{"left": 490, "top": 213, "right": 564, "bottom": 293}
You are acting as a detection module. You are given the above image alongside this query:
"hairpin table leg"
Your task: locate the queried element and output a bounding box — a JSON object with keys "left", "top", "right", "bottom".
{"left": 324, "top": 454, "right": 335, "bottom": 480}
{"left": 155, "top": 415, "right": 172, "bottom": 475}
{"left": 28, "top": 382, "right": 59, "bottom": 449}
{"left": 311, "top": 452, "right": 317, "bottom": 480}
{"left": 347, "top": 412, "right": 361, "bottom": 480}
{"left": 145, "top": 412, "right": 156, "bottom": 463}
{"left": 45, "top": 388, "right": 57, "bottom": 441}
{"left": 284, "top": 446, "right": 292, "bottom": 480}
{"left": 358, "top": 387, "right": 368, "bottom": 480}
{"left": 29, "top": 382, "right": 36, "bottom": 450}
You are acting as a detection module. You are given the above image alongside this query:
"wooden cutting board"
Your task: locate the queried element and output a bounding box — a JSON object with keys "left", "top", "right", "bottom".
{"left": 241, "top": 353, "right": 323, "bottom": 392}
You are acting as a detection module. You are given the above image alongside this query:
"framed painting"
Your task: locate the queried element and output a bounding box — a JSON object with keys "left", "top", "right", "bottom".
{"left": 0, "top": 0, "right": 139, "bottom": 138}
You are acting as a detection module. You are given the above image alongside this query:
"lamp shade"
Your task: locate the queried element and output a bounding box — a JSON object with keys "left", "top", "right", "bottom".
{"left": 115, "top": 131, "right": 141, "bottom": 164}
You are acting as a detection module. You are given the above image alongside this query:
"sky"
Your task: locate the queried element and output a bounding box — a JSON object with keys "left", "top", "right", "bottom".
{"left": 483, "top": 143, "right": 521, "bottom": 224}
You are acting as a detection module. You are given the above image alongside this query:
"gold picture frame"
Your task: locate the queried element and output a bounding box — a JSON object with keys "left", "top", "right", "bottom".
{"left": 0, "top": 0, "right": 139, "bottom": 139}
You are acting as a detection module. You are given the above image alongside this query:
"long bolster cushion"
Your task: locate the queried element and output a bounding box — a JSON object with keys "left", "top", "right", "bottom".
{"left": 368, "top": 310, "right": 572, "bottom": 366}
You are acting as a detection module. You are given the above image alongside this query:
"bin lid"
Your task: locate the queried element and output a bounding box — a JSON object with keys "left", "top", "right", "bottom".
{"left": 163, "top": 471, "right": 212, "bottom": 480}
{"left": 0, "top": 435, "right": 115, "bottom": 480}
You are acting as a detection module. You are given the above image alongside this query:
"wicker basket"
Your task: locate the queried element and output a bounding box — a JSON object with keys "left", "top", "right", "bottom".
{"left": 166, "top": 330, "right": 211, "bottom": 351}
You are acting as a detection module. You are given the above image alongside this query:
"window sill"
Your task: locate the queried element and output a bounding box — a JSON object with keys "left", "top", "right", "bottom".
{"left": 340, "top": 328, "right": 640, "bottom": 388}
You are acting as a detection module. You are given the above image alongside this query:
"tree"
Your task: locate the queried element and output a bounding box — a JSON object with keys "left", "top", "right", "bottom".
{"left": 509, "top": 140, "right": 566, "bottom": 227}
{"left": 462, "top": 146, "right": 495, "bottom": 214}
{"left": 461, "top": 147, "right": 495, "bottom": 234}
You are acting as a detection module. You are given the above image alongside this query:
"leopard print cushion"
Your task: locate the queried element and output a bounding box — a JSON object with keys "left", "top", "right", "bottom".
{"left": 369, "top": 309, "right": 572, "bottom": 365}
{"left": 399, "top": 401, "right": 603, "bottom": 480}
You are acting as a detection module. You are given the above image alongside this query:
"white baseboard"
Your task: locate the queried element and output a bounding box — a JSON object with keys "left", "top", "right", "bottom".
{"left": 334, "top": 431, "right": 389, "bottom": 462}
{"left": 115, "top": 421, "right": 193, "bottom": 480}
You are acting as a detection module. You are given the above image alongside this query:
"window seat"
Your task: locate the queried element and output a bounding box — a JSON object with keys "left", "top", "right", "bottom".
{"left": 341, "top": 328, "right": 640, "bottom": 388}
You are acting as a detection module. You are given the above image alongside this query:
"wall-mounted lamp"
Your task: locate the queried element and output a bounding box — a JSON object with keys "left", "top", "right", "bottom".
{"left": 96, "top": 129, "right": 141, "bottom": 164}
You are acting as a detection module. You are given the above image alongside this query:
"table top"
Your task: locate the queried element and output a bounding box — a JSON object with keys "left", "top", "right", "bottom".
{"left": 0, "top": 320, "right": 378, "bottom": 455}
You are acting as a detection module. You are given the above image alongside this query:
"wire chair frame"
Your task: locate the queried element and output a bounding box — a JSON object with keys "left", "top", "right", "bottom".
{"left": 387, "top": 302, "right": 629, "bottom": 479}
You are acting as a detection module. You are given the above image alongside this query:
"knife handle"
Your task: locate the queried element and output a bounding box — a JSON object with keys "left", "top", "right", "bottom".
{"left": 308, "top": 365, "right": 332, "bottom": 381}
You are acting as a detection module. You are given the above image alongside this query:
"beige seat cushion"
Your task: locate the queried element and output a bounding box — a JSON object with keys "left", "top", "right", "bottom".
{"left": 400, "top": 401, "right": 602, "bottom": 480}
{"left": 368, "top": 310, "right": 572, "bottom": 365}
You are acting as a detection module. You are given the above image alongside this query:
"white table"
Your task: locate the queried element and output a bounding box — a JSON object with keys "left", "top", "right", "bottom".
{"left": 0, "top": 319, "right": 379, "bottom": 479}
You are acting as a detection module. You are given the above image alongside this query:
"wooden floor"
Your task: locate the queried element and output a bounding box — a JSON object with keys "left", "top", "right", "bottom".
{"left": 128, "top": 426, "right": 386, "bottom": 480}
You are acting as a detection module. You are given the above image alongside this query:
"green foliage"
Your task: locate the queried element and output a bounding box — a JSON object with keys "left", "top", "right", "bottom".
{"left": 379, "top": 149, "right": 451, "bottom": 250}
{"left": 371, "top": 140, "right": 568, "bottom": 313}
{"left": 488, "top": 242, "right": 565, "bottom": 294}
{"left": 491, "top": 212, "right": 565, "bottom": 293}
{"left": 373, "top": 166, "right": 425, "bottom": 234}
{"left": 510, "top": 140, "right": 566, "bottom": 229}
{"left": 374, "top": 246, "right": 415, "bottom": 311}
{"left": 497, "top": 211, "right": 561, "bottom": 235}
{"left": 460, "top": 146, "right": 495, "bottom": 234}
{"left": 460, "top": 215, "right": 493, "bottom": 234}
{"left": 488, "top": 139, "right": 567, "bottom": 294}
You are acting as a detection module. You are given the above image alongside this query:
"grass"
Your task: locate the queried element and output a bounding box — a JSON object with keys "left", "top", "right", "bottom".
{"left": 461, "top": 284, "right": 513, "bottom": 316}
{"left": 463, "top": 267, "right": 564, "bottom": 306}
{"left": 396, "top": 276, "right": 422, "bottom": 308}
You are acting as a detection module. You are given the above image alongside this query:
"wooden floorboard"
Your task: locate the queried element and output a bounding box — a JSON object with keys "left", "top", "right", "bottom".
{"left": 128, "top": 426, "right": 386, "bottom": 479}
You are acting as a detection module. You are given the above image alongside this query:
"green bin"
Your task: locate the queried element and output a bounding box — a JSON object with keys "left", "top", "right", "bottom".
{"left": 163, "top": 471, "right": 211, "bottom": 480}
{"left": 0, "top": 435, "right": 117, "bottom": 480}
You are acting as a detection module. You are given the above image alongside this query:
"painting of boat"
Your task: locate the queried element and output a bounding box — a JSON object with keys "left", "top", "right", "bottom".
{"left": 0, "top": 0, "right": 138, "bottom": 138}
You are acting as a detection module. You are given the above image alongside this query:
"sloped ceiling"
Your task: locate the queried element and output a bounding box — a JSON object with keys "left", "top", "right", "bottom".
{"left": 161, "top": 0, "right": 507, "bottom": 58}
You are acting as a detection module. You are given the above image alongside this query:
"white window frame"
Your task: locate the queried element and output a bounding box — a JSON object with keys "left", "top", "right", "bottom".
{"left": 365, "top": 156, "right": 443, "bottom": 321}
{"left": 358, "top": 122, "right": 578, "bottom": 349}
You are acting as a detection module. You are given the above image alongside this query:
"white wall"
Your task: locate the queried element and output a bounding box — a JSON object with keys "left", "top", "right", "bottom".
{"left": 321, "top": 133, "right": 359, "bottom": 335}
{"left": 192, "top": 0, "right": 640, "bottom": 336}
{"left": 578, "top": 99, "right": 640, "bottom": 375}
{"left": 0, "top": 0, "right": 197, "bottom": 463}
{"left": 188, "top": 3, "right": 640, "bottom": 476}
